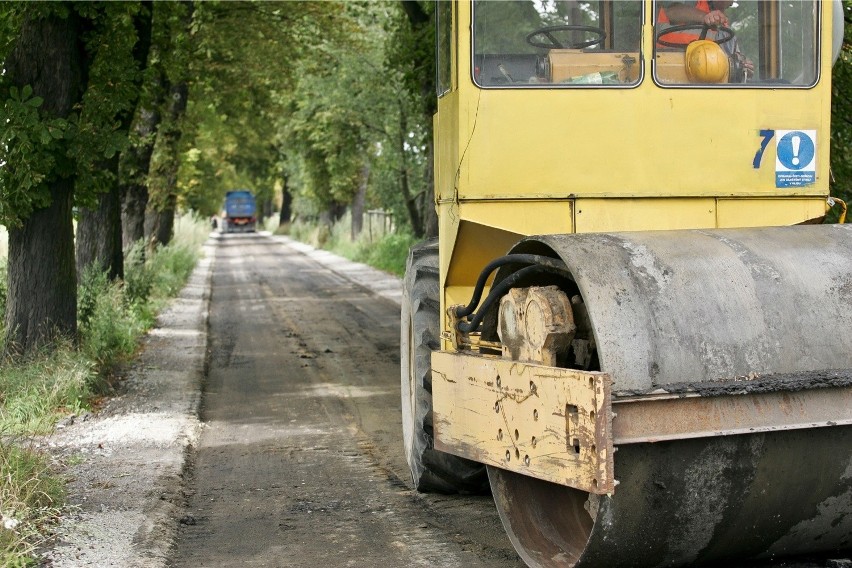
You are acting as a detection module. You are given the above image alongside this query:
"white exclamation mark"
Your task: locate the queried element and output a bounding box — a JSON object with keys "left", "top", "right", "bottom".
{"left": 791, "top": 135, "right": 801, "bottom": 166}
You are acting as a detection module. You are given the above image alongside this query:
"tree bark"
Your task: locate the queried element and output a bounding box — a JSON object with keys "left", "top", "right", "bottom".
{"left": 146, "top": 80, "right": 188, "bottom": 249}
{"left": 76, "top": 4, "right": 152, "bottom": 279}
{"left": 397, "top": 99, "right": 423, "bottom": 237}
{"left": 351, "top": 164, "right": 369, "bottom": 240}
{"left": 121, "top": 104, "right": 161, "bottom": 249}
{"left": 261, "top": 198, "right": 273, "bottom": 222}
{"left": 4, "top": 12, "right": 84, "bottom": 353}
{"left": 400, "top": 0, "right": 436, "bottom": 238}
{"left": 279, "top": 174, "right": 292, "bottom": 226}
{"left": 76, "top": 170, "right": 124, "bottom": 280}
{"left": 144, "top": 193, "right": 176, "bottom": 249}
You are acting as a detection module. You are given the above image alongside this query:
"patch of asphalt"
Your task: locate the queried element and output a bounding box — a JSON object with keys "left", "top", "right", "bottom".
{"left": 38, "top": 234, "right": 403, "bottom": 567}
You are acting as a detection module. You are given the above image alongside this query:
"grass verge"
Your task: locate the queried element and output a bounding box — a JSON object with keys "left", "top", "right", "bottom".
{"left": 285, "top": 213, "right": 416, "bottom": 277}
{"left": 0, "top": 214, "right": 209, "bottom": 566}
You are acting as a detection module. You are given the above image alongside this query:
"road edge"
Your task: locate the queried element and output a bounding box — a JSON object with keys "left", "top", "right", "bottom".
{"left": 41, "top": 238, "right": 216, "bottom": 568}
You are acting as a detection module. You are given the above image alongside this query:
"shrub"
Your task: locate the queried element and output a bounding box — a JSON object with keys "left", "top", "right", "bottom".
{"left": 361, "top": 232, "right": 417, "bottom": 277}
{"left": 78, "top": 269, "right": 142, "bottom": 376}
{"left": 123, "top": 240, "right": 153, "bottom": 307}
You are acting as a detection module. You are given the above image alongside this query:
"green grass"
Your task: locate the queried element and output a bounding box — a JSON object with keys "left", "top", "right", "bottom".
{"left": 0, "top": 438, "right": 65, "bottom": 567}
{"left": 0, "top": 213, "right": 210, "bottom": 566}
{"left": 288, "top": 213, "right": 417, "bottom": 277}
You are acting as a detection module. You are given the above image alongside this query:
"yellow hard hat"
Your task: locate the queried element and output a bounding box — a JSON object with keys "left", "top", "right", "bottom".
{"left": 685, "top": 40, "right": 730, "bottom": 83}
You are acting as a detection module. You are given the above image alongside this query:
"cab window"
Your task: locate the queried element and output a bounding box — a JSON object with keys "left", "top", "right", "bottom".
{"left": 472, "top": 0, "right": 643, "bottom": 88}
{"left": 653, "top": 0, "right": 819, "bottom": 87}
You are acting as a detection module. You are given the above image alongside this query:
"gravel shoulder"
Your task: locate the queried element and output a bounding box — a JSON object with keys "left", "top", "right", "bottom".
{"left": 40, "top": 234, "right": 404, "bottom": 567}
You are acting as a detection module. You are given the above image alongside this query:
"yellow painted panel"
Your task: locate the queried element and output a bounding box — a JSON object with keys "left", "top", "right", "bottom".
{"left": 444, "top": 201, "right": 572, "bottom": 290}
{"left": 458, "top": 200, "right": 573, "bottom": 236}
{"left": 716, "top": 198, "right": 828, "bottom": 228}
{"left": 574, "top": 198, "right": 716, "bottom": 233}
{"left": 458, "top": 87, "right": 829, "bottom": 200}
{"left": 434, "top": 90, "right": 460, "bottom": 203}
{"left": 446, "top": 221, "right": 521, "bottom": 287}
{"left": 432, "top": 351, "right": 614, "bottom": 494}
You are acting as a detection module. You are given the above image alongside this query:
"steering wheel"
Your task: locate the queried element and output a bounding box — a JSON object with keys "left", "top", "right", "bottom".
{"left": 526, "top": 25, "right": 606, "bottom": 50}
{"left": 656, "top": 23, "right": 735, "bottom": 50}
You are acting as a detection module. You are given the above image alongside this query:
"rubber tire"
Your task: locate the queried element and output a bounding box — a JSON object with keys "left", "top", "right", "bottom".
{"left": 400, "top": 240, "right": 488, "bottom": 494}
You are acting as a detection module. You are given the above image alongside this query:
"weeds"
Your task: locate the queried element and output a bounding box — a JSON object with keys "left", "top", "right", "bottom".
{"left": 0, "top": 343, "right": 92, "bottom": 435}
{"left": 0, "top": 438, "right": 64, "bottom": 566}
{"left": 78, "top": 267, "right": 143, "bottom": 376}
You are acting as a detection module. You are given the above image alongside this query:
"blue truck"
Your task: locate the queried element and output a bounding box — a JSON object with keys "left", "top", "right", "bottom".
{"left": 222, "top": 190, "right": 257, "bottom": 233}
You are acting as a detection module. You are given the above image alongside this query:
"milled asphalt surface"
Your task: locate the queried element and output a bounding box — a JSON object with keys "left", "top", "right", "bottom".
{"left": 41, "top": 233, "right": 405, "bottom": 567}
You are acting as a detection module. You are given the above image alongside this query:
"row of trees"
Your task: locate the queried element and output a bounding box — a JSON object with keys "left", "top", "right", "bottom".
{"left": 0, "top": 1, "right": 438, "bottom": 355}
{"left": 1, "top": 0, "right": 851, "bottom": 356}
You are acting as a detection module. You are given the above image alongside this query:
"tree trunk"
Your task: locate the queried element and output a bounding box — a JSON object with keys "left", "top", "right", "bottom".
{"left": 120, "top": 104, "right": 161, "bottom": 249}
{"left": 76, "top": 173, "right": 124, "bottom": 281}
{"left": 76, "top": 4, "right": 153, "bottom": 278}
{"left": 6, "top": 184, "right": 78, "bottom": 353}
{"left": 146, "top": 79, "right": 188, "bottom": 249}
{"left": 400, "top": 0, "right": 435, "bottom": 239}
{"left": 3, "top": 12, "right": 84, "bottom": 353}
{"left": 144, "top": 194, "right": 176, "bottom": 250}
{"left": 351, "top": 164, "right": 369, "bottom": 240}
{"left": 279, "top": 174, "right": 292, "bottom": 226}
{"left": 262, "top": 198, "right": 273, "bottom": 222}
{"left": 397, "top": 99, "right": 423, "bottom": 237}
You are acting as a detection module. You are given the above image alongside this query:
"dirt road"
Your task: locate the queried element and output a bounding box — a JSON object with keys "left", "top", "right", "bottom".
{"left": 171, "top": 233, "right": 524, "bottom": 567}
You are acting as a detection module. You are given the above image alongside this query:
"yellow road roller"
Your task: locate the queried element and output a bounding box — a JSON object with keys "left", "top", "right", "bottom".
{"left": 400, "top": 1, "right": 851, "bottom": 566}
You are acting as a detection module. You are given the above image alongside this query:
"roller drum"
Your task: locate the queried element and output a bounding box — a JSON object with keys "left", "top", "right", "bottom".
{"left": 487, "top": 225, "right": 852, "bottom": 567}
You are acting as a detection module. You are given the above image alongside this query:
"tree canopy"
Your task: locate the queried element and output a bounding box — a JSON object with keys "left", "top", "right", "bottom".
{"left": 0, "top": 0, "right": 850, "bottom": 352}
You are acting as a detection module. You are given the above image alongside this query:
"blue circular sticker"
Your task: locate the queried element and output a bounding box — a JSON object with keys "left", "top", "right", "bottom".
{"left": 777, "top": 131, "right": 815, "bottom": 171}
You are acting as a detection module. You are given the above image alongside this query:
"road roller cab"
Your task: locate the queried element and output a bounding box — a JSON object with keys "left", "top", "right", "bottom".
{"left": 401, "top": 1, "right": 851, "bottom": 567}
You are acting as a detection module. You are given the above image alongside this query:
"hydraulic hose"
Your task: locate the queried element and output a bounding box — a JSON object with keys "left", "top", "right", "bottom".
{"left": 454, "top": 254, "right": 570, "bottom": 319}
{"left": 457, "top": 263, "right": 575, "bottom": 333}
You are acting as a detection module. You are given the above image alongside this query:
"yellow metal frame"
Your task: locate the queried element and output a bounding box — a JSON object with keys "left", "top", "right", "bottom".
{"left": 436, "top": 0, "right": 836, "bottom": 348}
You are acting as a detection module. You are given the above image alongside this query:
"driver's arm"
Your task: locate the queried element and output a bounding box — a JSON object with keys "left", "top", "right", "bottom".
{"left": 663, "top": 3, "right": 729, "bottom": 27}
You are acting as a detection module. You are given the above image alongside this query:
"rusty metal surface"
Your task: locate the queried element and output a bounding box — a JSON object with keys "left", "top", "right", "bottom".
{"left": 612, "top": 384, "right": 852, "bottom": 444}
{"left": 432, "top": 351, "right": 614, "bottom": 494}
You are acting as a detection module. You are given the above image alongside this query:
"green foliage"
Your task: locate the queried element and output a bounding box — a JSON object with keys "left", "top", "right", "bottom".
{"left": 77, "top": 267, "right": 143, "bottom": 374}
{"left": 78, "top": 214, "right": 207, "bottom": 373}
{"left": 147, "top": 242, "right": 199, "bottom": 300}
{"left": 123, "top": 240, "right": 154, "bottom": 310}
{"left": 178, "top": 2, "right": 346, "bottom": 216}
{"left": 0, "top": 2, "right": 149, "bottom": 225}
{"left": 0, "top": 86, "right": 68, "bottom": 226}
{"left": 0, "top": 440, "right": 65, "bottom": 566}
